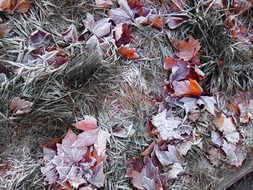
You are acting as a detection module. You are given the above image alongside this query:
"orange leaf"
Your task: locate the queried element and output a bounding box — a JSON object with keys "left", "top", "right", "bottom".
{"left": 118, "top": 45, "right": 140, "bottom": 60}
{"left": 172, "top": 79, "right": 203, "bottom": 96}
{"left": 150, "top": 16, "right": 164, "bottom": 29}
{"left": 164, "top": 57, "right": 178, "bottom": 70}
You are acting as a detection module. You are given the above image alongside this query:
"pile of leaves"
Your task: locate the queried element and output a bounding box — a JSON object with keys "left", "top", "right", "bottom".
{"left": 41, "top": 116, "right": 110, "bottom": 189}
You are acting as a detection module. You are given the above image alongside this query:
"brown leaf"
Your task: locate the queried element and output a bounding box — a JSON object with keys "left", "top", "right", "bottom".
{"left": 9, "top": 97, "right": 33, "bottom": 115}
{"left": 0, "top": 0, "right": 16, "bottom": 13}
{"left": 149, "top": 15, "right": 164, "bottom": 29}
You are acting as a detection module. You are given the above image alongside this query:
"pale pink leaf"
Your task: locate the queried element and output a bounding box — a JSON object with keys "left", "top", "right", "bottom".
{"left": 151, "top": 110, "right": 182, "bottom": 140}
{"left": 168, "top": 163, "right": 184, "bottom": 179}
{"left": 74, "top": 115, "right": 98, "bottom": 131}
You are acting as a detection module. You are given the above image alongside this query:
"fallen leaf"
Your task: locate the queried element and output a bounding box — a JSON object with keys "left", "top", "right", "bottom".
{"left": 177, "top": 141, "right": 192, "bottom": 156}
{"left": 171, "top": 35, "right": 201, "bottom": 61}
{"left": 14, "top": 0, "right": 30, "bottom": 13}
{"left": 95, "top": 0, "right": 113, "bottom": 8}
{"left": 9, "top": 97, "right": 33, "bottom": 115}
{"left": 196, "top": 96, "right": 216, "bottom": 116}
{"left": 155, "top": 144, "right": 184, "bottom": 166}
{"left": 0, "top": 23, "right": 9, "bottom": 38}
{"left": 83, "top": 13, "right": 111, "bottom": 38}
{"left": 238, "top": 99, "right": 253, "bottom": 123}
{"left": 151, "top": 110, "right": 182, "bottom": 140}
{"left": 62, "top": 24, "right": 78, "bottom": 43}
{"left": 208, "top": 145, "right": 224, "bottom": 166}
{"left": 113, "top": 22, "right": 131, "bottom": 47}
{"left": 108, "top": 0, "right": 134, "bottom": 24}
{"left": 41, "top": 128, "right": 108, "bottom": 189}
{"left": 168, "top": 0, "right": 185, "bottom": 12}
{"left": 73, "top": 115, "right": 98, "bottom": 131}
{"left": 112, "top": 126, "right": 128, "bottom": 138}
{"left": 211, "top": 130, "right": 223, "bottom": 147}
{"left": 149, "top": 15, "right": 164, "bottom": 29}
{"left": 166, "top": 15, "right": 189, "bottom": 29}
{"left": 167, "top": 163, "right": 184, "bottom": 179}
{"left": 222, "top": 140, "right": 247, "bottom": 167}
{"left": 118, "top": 44, "right": 140, "bottom": 60}
{"left": 29, "top": 30, "right": 53, "bottom": 48}
{"left": 172, "top": 79, "right": 203, "bottom": 97}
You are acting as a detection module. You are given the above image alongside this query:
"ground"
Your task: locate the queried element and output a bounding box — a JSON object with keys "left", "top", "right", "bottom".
{"left": 0, "top": 0, "right": 253, "bottom": 190}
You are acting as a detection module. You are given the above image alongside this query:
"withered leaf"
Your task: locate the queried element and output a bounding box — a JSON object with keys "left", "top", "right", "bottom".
{"left": 83, "top": 13, "right": 111, "bottom": 38}
{"left": 9, "top": 97, "right": 33, "bottom": 115}
{"left": 155, "top": 144, "right": 184, "bottom": 166}
{"left": 62, "top": 24, "right": 78, "bottom": 43}
{"left": 73, "top": 115, "right": 98, "bottom": 131}
{"left": 118, "top": 44, "right": 140, "bottom": 60}
{"left": 222, "top": 140, "right": 247, "bottom": 167}
{"left": 168, "top": 163, "right": 184, "bottom": 179}
{"left": 108, "top": 0, "right": 134, "bottom": 24}
{"left": 151, "top": 110, "right": 182, "bottom": 140}
{"left": 172, "top": 79, "right": 203, "bottom": 97}
{"left": 95, "top": 0, "right": 113, "bottom": 8}
{"left": 171, "top": 35, "right": 201, "bottom": 61}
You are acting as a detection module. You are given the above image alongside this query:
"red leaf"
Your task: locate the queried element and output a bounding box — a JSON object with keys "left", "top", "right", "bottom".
{"left": 118, "top": 44, "right": 140, "bottom": 60}
{"left": 114, "top": 23, "right": 132, "bottom": 47}
{"left": 73, "top": 115, "right": 98, "bottom": 131}
{"left": 172, "top": 79, "right": 203, "bottom": 96}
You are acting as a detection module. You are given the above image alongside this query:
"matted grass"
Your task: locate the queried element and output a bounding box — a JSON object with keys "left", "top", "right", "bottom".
{"left": 1, "top": 0, "right": 253, "bottom": 190}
